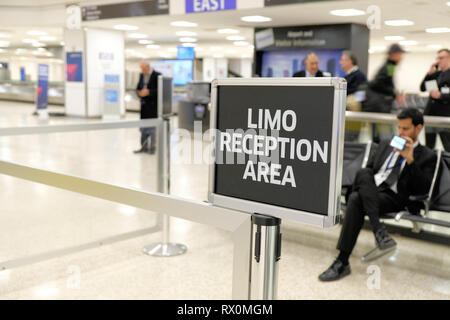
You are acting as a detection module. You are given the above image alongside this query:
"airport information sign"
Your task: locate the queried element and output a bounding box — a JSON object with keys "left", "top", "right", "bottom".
{"left": 208, "top": 78, "right": 346, "bottom": 227}
{"left": 82, "top": 0, "right": 169, "bottom": 21}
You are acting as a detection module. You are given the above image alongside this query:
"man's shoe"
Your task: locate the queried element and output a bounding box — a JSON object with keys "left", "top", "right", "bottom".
{"left": 133, "top": 148, "right": 149, "bottom": 154}
{"left": 318, "top": 259, "right": 351, "bottom": 282}
{"left": 375, "top": 225, "right": 397, "bottom": 250}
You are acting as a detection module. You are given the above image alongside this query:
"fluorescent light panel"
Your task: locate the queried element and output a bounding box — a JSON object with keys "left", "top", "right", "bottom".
{"left": 240, "top": 16, "right": 272, "bottom": 22}
{"left": 330, "top": 9, "right": 366, "bottom": 16}
{"left": 170, "top": 21, "right": 198, "bottom": 27}
{"left": 113, "top": 24, "right": 139, "bottom": 31}
{"left": 425, "top": 27, "right": 450, "bottom": 33}
{"left": 384, "top": 20, "right": 414, "bottom": 26}
{"left": 384, "top": 36, "right": 405, "bottom": 40}
{"left": 176, "top": 31, "right": 197, "bottom": 36}
{"left": 217, "top": 28, "right": 239, "bottom": 34}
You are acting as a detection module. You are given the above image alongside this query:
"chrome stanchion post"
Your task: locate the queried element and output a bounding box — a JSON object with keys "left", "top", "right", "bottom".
{"left": 143, "top": 116, "right": 187, "bottom": 257}
{"left": 250, "top": 213, "right": 282, "bottom": 300}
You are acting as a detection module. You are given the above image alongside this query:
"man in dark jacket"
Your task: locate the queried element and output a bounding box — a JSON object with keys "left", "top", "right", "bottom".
{"left": 420, "top": 48, "right": 450, "bottom": 151}
{"left": 340, "top": 51, "right": 367, "bottom": 95}
{"left": 319, "top": 107, "right": 436, "bottom": 281}
{"left": 340, "top": 51, "right": 368, "bottom": 141}
{"left": 363, "top": 43, "right": 407, "bottom": 142}
{"left": 134, "top": 61, "right": 161, "bottom": 154}
{"left": 293, "top": 53, "right": 327, "bottom": 77}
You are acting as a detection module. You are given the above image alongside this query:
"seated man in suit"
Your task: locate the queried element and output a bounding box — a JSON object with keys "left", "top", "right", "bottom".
{"left": 319, "top": 107, "right": 436, "bottom": 281}
{"left": 293, "top": 52, "right": 329, "bottom": 77}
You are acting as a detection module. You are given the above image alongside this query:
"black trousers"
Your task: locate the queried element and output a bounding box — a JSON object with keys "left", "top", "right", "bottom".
{"left": 425, "top": 129, "right": 450, "bottom": 152}
{"left": 337, "top": 168, "right": 404, "bottom": 254}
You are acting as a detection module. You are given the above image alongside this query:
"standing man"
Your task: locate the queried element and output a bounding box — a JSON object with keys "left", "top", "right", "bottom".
{"left": 318, "top": 108, "right": 436, "bottom": 281}
{"left": 340, "top": 51, "right": 368, "bottom": 141}
{"left": 134, "top": 60, "right": 161, "bottom": 154}
{"left": 293, "top": 53, "right": 326, "bottom": 77}
{"left": 420, "top": 48, "right": 450, "bottom": 151}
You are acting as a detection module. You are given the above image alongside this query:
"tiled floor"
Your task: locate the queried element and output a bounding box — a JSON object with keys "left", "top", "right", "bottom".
{"left": 0, "top": 101, "right": 448, "bottom": 300}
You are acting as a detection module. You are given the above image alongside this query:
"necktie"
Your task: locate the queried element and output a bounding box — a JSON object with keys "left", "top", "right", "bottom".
{"left": 384, "top": 154, "right": 404, "bottom": 186}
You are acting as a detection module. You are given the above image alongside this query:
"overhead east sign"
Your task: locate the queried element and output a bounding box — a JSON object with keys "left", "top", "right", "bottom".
{"left": 185, "top": 0, "right": 236, "bottom": 13}
{"left": 208, "top": 78, "right": 346, "bottom": 227}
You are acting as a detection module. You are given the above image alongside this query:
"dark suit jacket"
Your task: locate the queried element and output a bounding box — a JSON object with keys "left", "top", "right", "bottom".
{"left": 136, "top": 70, "right": 161, "bottom": 119}
{"left": 345, "top": 69, "right": 367, "bottom": 95}
{"left": 366, "top": 140, "right": 437, "bottom": 213}
{"left": 293, "top": 70, "right": 324, "bottom": 77}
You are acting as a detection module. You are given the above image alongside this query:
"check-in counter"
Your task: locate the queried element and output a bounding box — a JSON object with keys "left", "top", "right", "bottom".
{"left": 0, "top": 80, "right": 64, "bottom": 105}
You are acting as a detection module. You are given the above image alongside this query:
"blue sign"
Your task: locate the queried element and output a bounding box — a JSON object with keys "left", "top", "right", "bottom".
{"left": 105, "top": 74, "right": 120, "bottom": 83}
{"left": 105, "top": 90, "right": 118, "bottom": 103}
{"left": 20, "top": 67, "right": 26, "bottom": 81}
{"left": 177, "top": 46, "right": 195, "bottom": 59}
{"left": 185, "top": 0, "right": 236, "bottom": 13}
{"left": 66, "top": 52, "right": 83, "bottom": 82}
{"left": 37, "top": 64, "right": 49, "bottom": 110}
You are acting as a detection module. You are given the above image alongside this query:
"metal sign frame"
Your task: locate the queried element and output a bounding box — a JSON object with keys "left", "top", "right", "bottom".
{"left": 208, "top": 77, "right": 346, "bottom": 228}
{"left": 157, "top": 75, "right": 173, "bottom": 117}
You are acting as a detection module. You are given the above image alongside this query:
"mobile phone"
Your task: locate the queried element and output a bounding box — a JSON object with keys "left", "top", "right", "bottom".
{"left": 390, "top": 136, "right": 407, "bottom": 151}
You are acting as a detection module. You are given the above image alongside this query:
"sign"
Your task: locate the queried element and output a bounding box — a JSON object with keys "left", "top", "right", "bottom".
{"left": 208, "top": 78, "right": 346, "bottom": 227}
{"left": 66, "top": 52, "right": 83, "bottom": 82}
{"left": 186, "top": 0, "right": 236, "bottom": 13}
{"left": 254, "top": 24, "right": 353, "bottom": 51}
{"left": 82, "top": 0, "right": 169, "bottom": 21}
{"left": 20, "top": 67, "right": 26, "bottom": 81}
{"left": 36, "top": 64, "right": 49, "bottom": 110}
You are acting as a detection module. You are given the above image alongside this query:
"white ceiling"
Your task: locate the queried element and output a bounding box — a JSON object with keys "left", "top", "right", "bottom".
{"left": 0, "top": 0, "right": 449, "bottom": 60}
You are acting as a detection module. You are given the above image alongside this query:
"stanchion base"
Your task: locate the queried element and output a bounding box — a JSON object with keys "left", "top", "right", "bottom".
{"left": 142, "top": 243, "right": 187, "bottom": 257}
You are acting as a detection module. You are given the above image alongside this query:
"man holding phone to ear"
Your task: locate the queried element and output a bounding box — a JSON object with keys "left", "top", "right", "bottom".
{"left": 319, "top": 108, "right": 436, "bottom": 281}
{"left": 420, "top": 48, "right": 450, "bottom": 151}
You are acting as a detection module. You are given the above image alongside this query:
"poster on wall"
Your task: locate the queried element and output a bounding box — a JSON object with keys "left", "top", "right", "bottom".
{"left": 66, "top": 52, "right": 83, "bottom": 82}
{"left": 36, "top": 64, "right": 49, "bottom": 110}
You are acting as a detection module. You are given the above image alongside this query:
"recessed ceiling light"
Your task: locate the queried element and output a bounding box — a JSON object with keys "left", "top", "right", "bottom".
{"left": 32, "top": 42, "right": 46, "bottom": 47}
{"left": 369, "top": 46, "right": 386, "bottom": 53}
{"left": 425, "top": 27, "right": 450, "bottom": 33}
{"left": 226, "top": 35, "right": 245, "bottom": 41}
{"left": 210, "top": 46, "right": 222, "bottom": 51}
{"left": 0, "top": 33, "right": 12, "bottom": 38}
{"left": 427, "top": 44, "right": 442, "bottom": 49}
{"left": 213, "top": 53, "right": 224, "bottom": 58}
{"left": 176, "top": 31, "right": 197, "bottom": 36}
{"left": 128, "top": 33, "right": 148, "bottom": 39}
{"left": 330, "top": 9, "right": 366, "bottom": 16}
{"left": 447, "top": 1, "right": 450, "bottom": 6}
{"left": 60, "top": 41, "right": 65, "bottom": 46}
{"left": 227, "top": 49, "right": 237, "bottom": 54}
{"left": 113, "top": 24, "right": 139, "bottom": 31}
{"left": 179, "top": 37, "right": 197, "bottom": 42}
{"left": 23, "top": 39, "right": 38, "bottom": 43}
{"left": 400, "top": 40, "right": 417, "bottom": 45}
{"left": 40, "top": 36, "right": 56, "bottom": 41}
{"left": 384, "top": 36, "right": 405, "bottom": 41}
{"left": 234, "top": 41, "right": 250, "bottom": 46}
{"left": 384, "top": 20, "right": 414, "bottom": 26}
{"left": 139, "top": 39, "right": 154, "bottom": 45}
{"left": 240, "top": 16, "right": 272, "bottom": 23}
{"left": 0, "top": 41, "right": 9, "bottom": 47}
{"left": 181, "top": 43, "right": 196, "bottom": 47}
{"left": 170, "top": 21, "right": 198, "bottom": 27}
{"left": 217, "top": 28, "right": 239, "bottom": 34}
{"left": 146, "top": 44, "right": 160, "bottom": 49}
{"left": 27, "top": 30, "right": 47, "bottom": 36}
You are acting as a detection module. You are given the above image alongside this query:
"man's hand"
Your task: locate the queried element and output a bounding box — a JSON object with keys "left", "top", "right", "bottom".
{"left": 430, "top": 90, "right": 441, "bottom": 99}
{"left": 428, "top": 63, "right": 438, "bottom": 75}
{"left": 138, "top": 88, "right": 149, "bottom": 97}
{"left": 394, "top": 136, "right": 414, "bottom": 164}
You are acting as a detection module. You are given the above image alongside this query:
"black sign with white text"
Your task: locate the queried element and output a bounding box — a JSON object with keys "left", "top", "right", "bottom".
{"left": 82, "top": 0, "right": 169, "bottom": 21}
{"left": 214, "top": 85, "right": 335, "bottom": 215}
